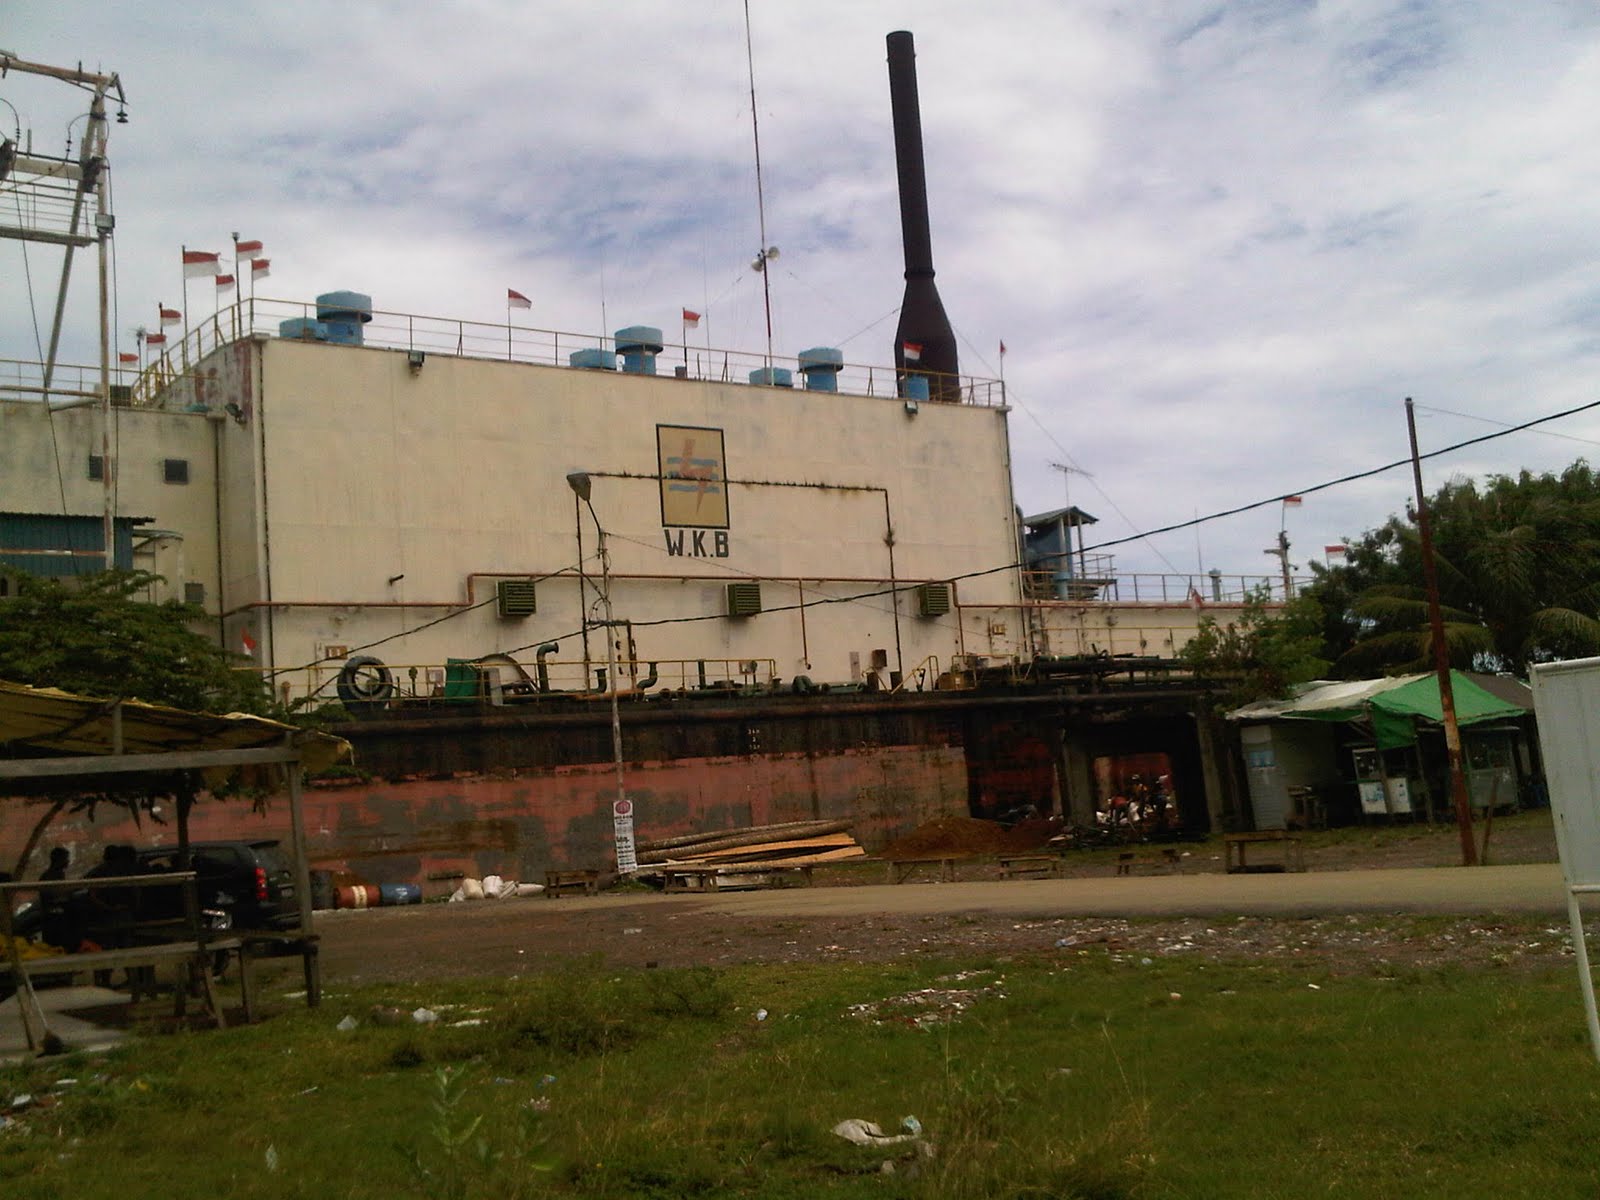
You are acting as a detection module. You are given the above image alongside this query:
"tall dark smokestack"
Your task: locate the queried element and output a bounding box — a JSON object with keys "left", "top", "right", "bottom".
{"left": 887, "top": 30, "right": 959, "bottom": 400}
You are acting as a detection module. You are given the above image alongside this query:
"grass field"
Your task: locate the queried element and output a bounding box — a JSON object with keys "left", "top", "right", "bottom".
{"left": 4, "top": 937, "right": 1600, "bottom": 1199}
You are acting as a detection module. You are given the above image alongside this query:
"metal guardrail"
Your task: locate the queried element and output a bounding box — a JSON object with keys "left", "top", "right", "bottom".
{"left": 1023, "top": 570, "right": 1311, "bottom": 604}
{"left": 244, "top": 656, "right": 781, "bottom": 707}
{"left": 81, "top": 297, "right": 1007, "bottom": 409}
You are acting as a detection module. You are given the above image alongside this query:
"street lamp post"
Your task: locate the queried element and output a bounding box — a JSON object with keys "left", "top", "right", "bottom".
{"left": 566, "top": 471, "right": 637, "bottom": 874}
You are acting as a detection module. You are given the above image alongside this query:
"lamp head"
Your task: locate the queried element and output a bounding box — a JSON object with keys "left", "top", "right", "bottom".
{"left": 566, "top": 471, "right": 592, "bottom": 501}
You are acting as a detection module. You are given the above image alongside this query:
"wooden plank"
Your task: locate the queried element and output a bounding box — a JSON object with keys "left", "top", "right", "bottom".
{"left": 0, "top": 744, "right": 300, "bottom": 779}
{"left": 636, "top": 819, "right": 853, "bottom": 860}
{"left": 666, "top": 834, "right": 859, "bottom": 864}
{"left": 697, "top": 846, "right": 866, "bottom": 872}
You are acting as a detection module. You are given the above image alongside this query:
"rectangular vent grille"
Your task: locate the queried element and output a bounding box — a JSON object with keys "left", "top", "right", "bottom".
{"left": 918, "top": 582, "right": 952, "bottom": 617}
{"left": 726, "top": 582, "right": 763, "bottom": 617}
{"left": 496, "top": 578, "right": 538, "bottom": 618}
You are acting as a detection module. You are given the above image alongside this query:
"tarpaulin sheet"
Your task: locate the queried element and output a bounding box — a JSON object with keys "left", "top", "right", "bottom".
{"left": 0, "top": 678, "right": 350, "bottom": 783}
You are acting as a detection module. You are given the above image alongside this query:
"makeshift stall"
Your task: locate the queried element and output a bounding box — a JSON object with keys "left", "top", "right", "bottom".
{"left": 0, "top": 680, "right": 348, "bottom": 1050}
{"left": 1230, "top": 671, "right": 1532, "bottom": 828}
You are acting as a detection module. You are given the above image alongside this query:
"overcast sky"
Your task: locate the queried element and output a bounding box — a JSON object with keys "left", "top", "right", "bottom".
{"left": 6, "top": 1, "right": 1599, "bottom": 583}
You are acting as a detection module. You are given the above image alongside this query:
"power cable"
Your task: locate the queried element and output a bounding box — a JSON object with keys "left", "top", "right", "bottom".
{"left": 951, "top": 324, "right": 1190, "bottom": 575}
{"left": 270, "top": 393, "right": 1600, "bottom": 691}
{"left": 1413, "top": 402, "right": 1600, "bottom": 451}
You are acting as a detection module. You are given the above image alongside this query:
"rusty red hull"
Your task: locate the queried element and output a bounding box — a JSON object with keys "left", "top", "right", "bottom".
{"left": 3, "top": 745, "right": 968, "bottom": 892}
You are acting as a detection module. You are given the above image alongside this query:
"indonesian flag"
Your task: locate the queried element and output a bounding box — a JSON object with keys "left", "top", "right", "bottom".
{"left": 215, "top": 273, "right": 236, "bottom": 293}
{"left": 1325, "top": 544, "right": 1347, "bottom": 557}
{"left": 118, "top": 352, "right": 139, "bottom": 364}
{"left": 507, "top": 288, "right": 531, "bottom": 309}
{"left": 902, "top": 341, "right": 923, "bottom": 363}
{"left": 145, "top": 332, "right": 168, "bottom": 346}
{"left": 682, "top": 308, "right": 701, "bottom": 328}
{"left": 251, "top": 258, "right": 271, "bottom": 280}
{"left": 234, "top": 238, "right": 264, "bottom": 259}
{"left": 159, "top": 306, "right": 181, "bottom": 327}
{"left": 240, "top": 627, "right": 258, "bottom": 656}
{"left": 183, "top": 249, "right": 220, "bottom": 278}
{"left": 1188, "top": 585, "right": 1205, "bottom": 611}
{"left": 999, "top": 340, "right": 1007, "bottom": 356}
{"left": 1282, "top": 495, "right": 1304, "bottom": 507}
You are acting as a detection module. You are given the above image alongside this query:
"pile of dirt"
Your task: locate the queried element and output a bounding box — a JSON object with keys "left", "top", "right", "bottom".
{"left": 881, "top": 816, "right": 1017, "bottom": 860}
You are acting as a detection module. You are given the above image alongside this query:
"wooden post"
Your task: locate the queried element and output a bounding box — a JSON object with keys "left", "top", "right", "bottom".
{"left": 284, "top": 743, "right": 314, "bottom": 935}
{"left": 1406, "top": 398, "right": 1478, "bottom": 865}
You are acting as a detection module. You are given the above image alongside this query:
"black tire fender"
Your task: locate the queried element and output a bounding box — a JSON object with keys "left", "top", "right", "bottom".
{"left": 336, "top": 655, "right": 394, "bottom": 707}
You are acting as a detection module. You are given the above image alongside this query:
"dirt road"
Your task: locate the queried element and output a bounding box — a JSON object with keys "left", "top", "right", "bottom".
{"left": 312, "top": 862, "right": 1579, "bottom": 988}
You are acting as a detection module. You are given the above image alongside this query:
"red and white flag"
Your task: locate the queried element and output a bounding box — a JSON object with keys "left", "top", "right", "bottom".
{"left": 1325, "top": 544, "right": 1347, "bottom": 558}
{"left": 999, "top": 340, "right": 1007, "bottom": 356}
{"left": 234, "top": 238, "right": 264, "bottom": 259}
{"left": 1188, "top": 585, "right": 1206, "bottom": 611}
{"left": 251, "top": 258, "right": 271, "bottom": 281}
{"left": 118, "top": 352, "right": 139, "bottom": 364}
{"left": 902, "top": 341, "right": 923, "bottom": 363}
{"left": 145, "top": 332, "right": 168, "bottom": 346}
{"left": 682, "top": 308, "right": 701, "bottom": 328}
{"left": 240, "top": 628, "right": 258, "bottom": 656}
{"left": 507, "top": 288, "right": 531, "bottom": 309}
{"left": 182, "top": 249, "right": 220, "bottom": 278}
{"left": 215, "top": 273, "right": 236, "bottom": 293}
{"left": 159, "top": 306, "right": 181, "bottom": 326}
{"left": 1282, "top": 495, "right": 1304, "bottom": 507}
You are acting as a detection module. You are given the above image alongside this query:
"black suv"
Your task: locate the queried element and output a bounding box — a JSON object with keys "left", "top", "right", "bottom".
{"left": 134, "top": 840, "right": 302, "bottom": 932}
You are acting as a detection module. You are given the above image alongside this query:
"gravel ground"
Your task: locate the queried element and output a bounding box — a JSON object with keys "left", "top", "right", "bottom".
{"left": 303, "top": 813, "right": 1581, "bottom": 990}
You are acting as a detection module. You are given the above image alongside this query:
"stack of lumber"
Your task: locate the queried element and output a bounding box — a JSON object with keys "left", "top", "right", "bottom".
{"left": 638, "top": 819, "right": 864, "bottom": 875}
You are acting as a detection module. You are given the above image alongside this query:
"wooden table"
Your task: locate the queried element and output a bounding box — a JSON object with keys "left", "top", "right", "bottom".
{"left": 662, "top": 867, "right": 720, "bottom": 893}
{"left": 1223, "top": 831, "right": 1306, "bottom": 874}
{"left": 2, "top": 873, "right": 249, "bottom": 1050}
{"left": 887, "top": 857, "right": 958, "bottom": 884}
{"left": 543, "top": 868, "right": 600, "bottom": 898}
{"left": 997, "top": 854, "right": 1063, "bottom": 880}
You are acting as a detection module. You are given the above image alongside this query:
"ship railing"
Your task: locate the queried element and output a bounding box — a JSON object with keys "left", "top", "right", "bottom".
{"left": 1021, "top": 569, "right": 1312, "bottom": 604}
{"left": 243, "top": 655, "right": 782, "bottom": 708}
{"left": 122, "top": 297, "right": 1006, "bottom": 409}
{"left": 0, "top": 357, "right": 143, "bottom": 405}
{"left": 889, "top": 655, "right": 946, "bottom": 693}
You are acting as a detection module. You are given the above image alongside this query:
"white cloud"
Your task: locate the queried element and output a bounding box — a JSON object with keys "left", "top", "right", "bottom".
{"left": 5, "top": 0, "right": 1599, "bottom": 581}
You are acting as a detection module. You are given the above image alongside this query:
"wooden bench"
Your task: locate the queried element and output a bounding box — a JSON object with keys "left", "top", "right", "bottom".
{"left": 887, "top": 857, "right": 958, "bottom": 884}
{"left": 543, "top": 868, "right": 600, "bottom": 898}
{"left": 1114, "top": 848, "right": 1184, "bottom": 876}
{"left": 238, "top": 931, "right": 322, "bottom": 1019}
{"left": 998, "top": 854, "right": 1062, "bottom": 880}
{"left": 1223, "top": 831, "right": 1305, "bottom": 874}
{"left": 662, "top": 865, "right": 816, "bottom": 892}
{"left": 662, "top": 867, "right": 720, "bottom": 893}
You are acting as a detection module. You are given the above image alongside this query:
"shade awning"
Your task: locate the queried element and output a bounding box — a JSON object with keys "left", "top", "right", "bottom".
{"left": 0, "top": 678, "right": 351, "bottom": 784}
{"left": 1228, "top": 670, "right": 1530, "bottom": 733}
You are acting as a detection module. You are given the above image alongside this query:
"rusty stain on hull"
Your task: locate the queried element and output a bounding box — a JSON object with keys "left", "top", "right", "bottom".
{"left": 7, "top": 744, "right": 967, "bottom": 890}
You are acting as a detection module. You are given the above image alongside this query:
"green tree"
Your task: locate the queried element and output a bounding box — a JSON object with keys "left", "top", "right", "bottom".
{"left": 0, "top": 569, "right": 271, "bottom": 715}
{"left": 0, "top": 570, "right": 280, "bottom": 876}
{"left": 1180, "top": 590, "right": 1331, "bottom": 706}
{"left": 1304, "top": 461, "right": 1600, "bottom": 676}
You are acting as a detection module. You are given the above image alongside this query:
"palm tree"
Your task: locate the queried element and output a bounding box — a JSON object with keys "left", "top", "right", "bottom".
{"left": 1312, "top": 462, "right": 1600, "bottom": 677}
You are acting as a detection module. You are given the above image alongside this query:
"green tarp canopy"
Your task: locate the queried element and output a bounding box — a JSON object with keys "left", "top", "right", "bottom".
{"left": 1228, "top": 670, "right": 1530, "bottom": 749}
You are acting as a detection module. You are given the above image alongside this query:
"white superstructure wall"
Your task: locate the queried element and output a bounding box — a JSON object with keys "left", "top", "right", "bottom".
{"left": 228, "top": 338, "right": 1025, "bottom": 699}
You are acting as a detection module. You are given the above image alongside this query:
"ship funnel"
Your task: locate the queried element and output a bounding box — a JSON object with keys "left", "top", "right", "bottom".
{"left": 887, "top": 30, "right": 959, "bottom": 401}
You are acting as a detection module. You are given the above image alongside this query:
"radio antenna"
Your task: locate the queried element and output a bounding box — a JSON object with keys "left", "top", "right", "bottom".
{"left": 743, "top": 0, "right": 777, "bottom": 369}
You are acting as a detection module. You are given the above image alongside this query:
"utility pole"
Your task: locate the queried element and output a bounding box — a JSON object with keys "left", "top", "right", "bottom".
{"left": 1406, "top": 397, "right": 1478, "bottom": 866}
{"left": 1263, "top": 530, "right": 1293, "bottom": 600}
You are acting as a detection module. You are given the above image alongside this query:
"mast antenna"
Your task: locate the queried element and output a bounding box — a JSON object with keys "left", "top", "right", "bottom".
{"left": 743, "top": 1, "right": 777, "bottom": 369}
